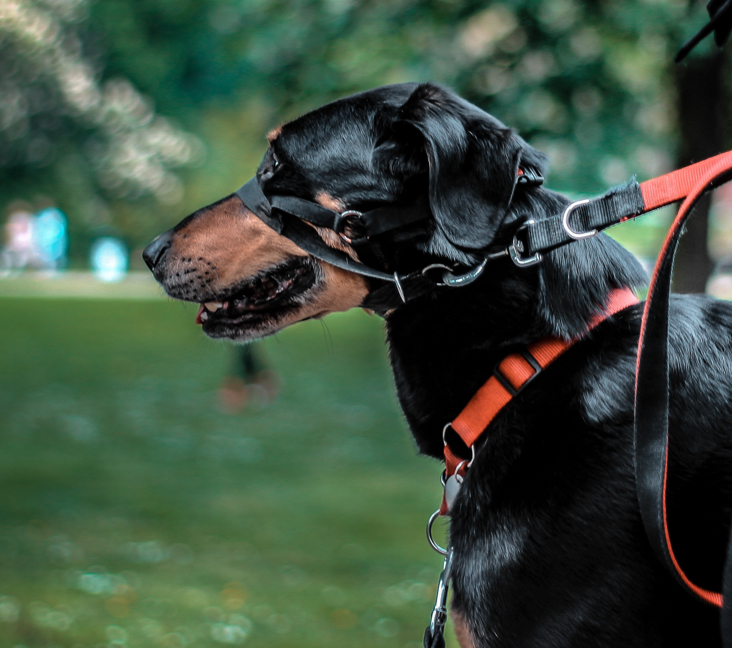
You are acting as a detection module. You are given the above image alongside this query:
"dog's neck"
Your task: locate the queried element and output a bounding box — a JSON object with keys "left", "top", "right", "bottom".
{"left": 383, "top": 189, "right": 646, "bottom": 458}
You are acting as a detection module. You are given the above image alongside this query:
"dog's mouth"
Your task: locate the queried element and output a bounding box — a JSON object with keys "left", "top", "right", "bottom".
{"left": 195, "top": 258, "right": 319, "bottom": 338}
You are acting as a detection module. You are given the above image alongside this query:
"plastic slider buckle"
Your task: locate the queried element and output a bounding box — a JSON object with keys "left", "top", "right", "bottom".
{"left": 492, "top": 350, "right": 542, "bottom": 397}
{"left": 517, "top": 169, "right": 544, "bottom": 187}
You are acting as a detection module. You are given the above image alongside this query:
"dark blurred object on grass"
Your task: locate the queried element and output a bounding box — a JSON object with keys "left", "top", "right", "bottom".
{"left": 677, "top": 0, "right": 732, "bottom": 61}
{"left": 219, "top": 344, "right": 279, "bottom": 412}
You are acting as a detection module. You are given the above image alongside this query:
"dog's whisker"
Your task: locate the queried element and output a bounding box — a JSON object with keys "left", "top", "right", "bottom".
{"left": 319, "top": 319, "right": 333, "bottom": 357}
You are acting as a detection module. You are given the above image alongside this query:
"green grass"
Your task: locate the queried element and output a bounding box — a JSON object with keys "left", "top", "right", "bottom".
{"left": 0, "top": 298, "right": 452, "bottom": 648}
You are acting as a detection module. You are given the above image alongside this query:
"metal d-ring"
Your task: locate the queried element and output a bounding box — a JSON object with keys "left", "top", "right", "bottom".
{"left": 427, "top": 510, "right": 448, "bottom": 556}
{"left": 561, "top": 199, "right": 595, "bottom": 240}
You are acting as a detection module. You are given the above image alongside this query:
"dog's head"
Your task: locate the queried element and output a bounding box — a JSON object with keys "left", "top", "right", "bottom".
{"left": 143, "top": 83, "right": 548, "bottom": 341}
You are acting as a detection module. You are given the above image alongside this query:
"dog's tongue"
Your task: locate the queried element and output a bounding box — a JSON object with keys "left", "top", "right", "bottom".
{"left": 195, "top": 304, "right": 205, "bottom": 325}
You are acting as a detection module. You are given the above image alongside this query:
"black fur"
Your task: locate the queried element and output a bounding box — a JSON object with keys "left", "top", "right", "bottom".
{"left": 152, "top": 82, "right": 732, "bottom": 647}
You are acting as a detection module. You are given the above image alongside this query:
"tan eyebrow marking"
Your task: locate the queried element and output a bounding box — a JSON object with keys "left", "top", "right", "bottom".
{"left": 266, "top": 126, "right": 282, "bottom": 142}
{"left": 315, "top": 191, "right": 345, "bottom": 212}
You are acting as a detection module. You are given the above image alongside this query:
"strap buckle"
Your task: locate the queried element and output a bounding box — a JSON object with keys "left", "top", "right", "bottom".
{"left": 509, "top": 220, "right": 542, "bottom": 267}
{"left": 516, "top": 168, "right": 544, "bottom": 187}
{"left": 561, "top": 199, "right": 596, "bottom": 240}
{"left": 492, "top": 350, "right": 542, "bottom": 397}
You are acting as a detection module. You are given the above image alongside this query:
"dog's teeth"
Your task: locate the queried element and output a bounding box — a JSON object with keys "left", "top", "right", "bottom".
{"left": 204, "top": 302, "right": 224, "bottom": 312}
{"left": 200, "top": 310, "right": 209, "bottom": 321}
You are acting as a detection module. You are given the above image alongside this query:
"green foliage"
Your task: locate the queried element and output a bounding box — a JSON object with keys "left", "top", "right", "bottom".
{"left": 1, "top": 0, "right": 730, "bottom": 260}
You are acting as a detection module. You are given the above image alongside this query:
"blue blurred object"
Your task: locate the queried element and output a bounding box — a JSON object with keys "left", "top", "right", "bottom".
{"left": 90, "top": 237, "right": 128, "bottom": 282}
{"left": 33, "top": 206, "right": 68, "bottom": 271}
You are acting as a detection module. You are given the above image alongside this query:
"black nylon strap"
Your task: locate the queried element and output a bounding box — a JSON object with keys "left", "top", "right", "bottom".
{"left": 273, "top": 195, "right": 340, "bottom": 229}
{"left": 522, "top": 181, "right": 645, "bottom": 256}
{"left": 634, "top": 214, "right": 678, "bottom": 585}
{"left": 236, "top": 179, "right": 284, "bottom": 233}
{"left": 241, "top": 180, "right": 431, "bottom": 240}
{"left": 283, "top": 217, "right": 437, "bottom": 312}
{"left": 274, "top": 195, "right": 430, "bottom": 239}
{"left": 281, "top": 216, "right": 396, "bottom": 282}
{"left": 358, "top": 202, "right": 431, "bottom": 238}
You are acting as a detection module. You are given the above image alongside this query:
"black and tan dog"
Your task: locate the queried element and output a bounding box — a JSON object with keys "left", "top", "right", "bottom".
{"left": 144, "top": 83, "right": 732, "bottom": 647}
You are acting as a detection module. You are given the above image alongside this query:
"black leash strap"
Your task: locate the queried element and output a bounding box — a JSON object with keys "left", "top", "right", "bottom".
{"left": 519, "top": 180, "right": 645, "bottom": 257}
{"left": 633, "top": 156, "right": 732, "bottom": 643}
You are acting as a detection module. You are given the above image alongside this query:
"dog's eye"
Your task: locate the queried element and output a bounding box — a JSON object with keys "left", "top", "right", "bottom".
{"left": 259, "top": 152, "right": 281, "bottom": 182}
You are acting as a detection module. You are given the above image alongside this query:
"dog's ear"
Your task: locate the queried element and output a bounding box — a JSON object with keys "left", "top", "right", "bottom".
{"left": 374, "top": 83, "right": 547, "bottom": 250}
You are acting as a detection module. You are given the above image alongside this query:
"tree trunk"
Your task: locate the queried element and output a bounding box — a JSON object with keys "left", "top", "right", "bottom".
{"left": 672, "top": 50, "right": 727, "bottom": 293}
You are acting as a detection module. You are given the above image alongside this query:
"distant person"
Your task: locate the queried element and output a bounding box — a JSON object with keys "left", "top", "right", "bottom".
{"left": 0, "top": 201, "right": 41, "bottom": 273}
{"left": 218, "top": 343, "right": 279, "bottom": 411}
{"left": 33, "top": 203, "right": 68, "bottom": 272}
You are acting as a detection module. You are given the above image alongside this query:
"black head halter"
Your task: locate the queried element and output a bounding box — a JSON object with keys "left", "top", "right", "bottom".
{"left": 235, "top": 170, "right": 543, "bottom": 314}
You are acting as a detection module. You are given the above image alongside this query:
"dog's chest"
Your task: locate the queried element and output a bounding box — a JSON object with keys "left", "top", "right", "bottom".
{"left": 448, "top": 507, "right": 531, "bottom": 646}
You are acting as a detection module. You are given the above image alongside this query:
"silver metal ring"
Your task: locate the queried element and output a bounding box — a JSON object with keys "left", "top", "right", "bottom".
{"left": 336, "top": 210, "right": 363, "bottom": 244}
{"left": 561, "top": 199, "right": 595, "bottom": 240}
{"left": 453, "top": 461, "right": 467, "bottom": 481}
{"left": 442, "top": 422, "right": 452, "bottom": 445}
{"left": 427, "top": 510, "right": 448, "bottom": 556}
{"left": 421, "top": 263, "right": 452, "bottom": 287}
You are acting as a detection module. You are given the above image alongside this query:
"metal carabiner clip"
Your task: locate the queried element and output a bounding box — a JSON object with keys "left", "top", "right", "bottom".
{"left": 424, "top": 547, "right": 454, "bottom": 648}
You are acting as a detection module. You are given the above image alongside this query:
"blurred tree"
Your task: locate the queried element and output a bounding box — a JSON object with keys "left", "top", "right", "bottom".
{"left": 0, "top": 0, "right": 204, "bottom": 262}
{"left": 2, "top": 0, "right": 731, "bottom": 284}
{"left": 672, "top": 48, "right": 728, "bottom": 292}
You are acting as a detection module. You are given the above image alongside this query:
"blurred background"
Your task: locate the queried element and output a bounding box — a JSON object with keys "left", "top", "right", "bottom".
{"left": 2, "top": 0, "right": 732, "bottom": 646}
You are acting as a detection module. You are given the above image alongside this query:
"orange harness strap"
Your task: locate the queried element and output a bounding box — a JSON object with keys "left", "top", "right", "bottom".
{"left": 439, "top": 287, "right": 639, "bottom": 515}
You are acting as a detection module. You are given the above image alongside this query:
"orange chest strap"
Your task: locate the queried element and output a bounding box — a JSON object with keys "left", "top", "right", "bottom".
{"left": 439, "top": 287, "right": 639, "bottom": 516}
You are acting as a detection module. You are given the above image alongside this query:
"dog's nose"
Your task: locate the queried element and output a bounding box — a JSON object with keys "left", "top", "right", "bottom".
{"left": 142, "top": 230, "right": 173, "bottom": 270}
